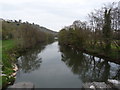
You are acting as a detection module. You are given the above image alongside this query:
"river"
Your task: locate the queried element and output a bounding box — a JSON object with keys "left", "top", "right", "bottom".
{"left": 15, "top": 41, "right": 120, "bottom": 88}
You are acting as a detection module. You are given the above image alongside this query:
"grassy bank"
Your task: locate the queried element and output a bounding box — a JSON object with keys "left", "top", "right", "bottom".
{"left": 2, "top": 40, "right": 18, "bottom": 89}
{"left": 85, "top": 47, "right": 120, "bottom": 64}
{"left": 61, "top": 43, "right": 120, "bottom": 64}
{"left": 0, "top": 40, "right": 2, "bottom": 89}
{"left": 2, "top": 39, "right": 55, "bottom": 89}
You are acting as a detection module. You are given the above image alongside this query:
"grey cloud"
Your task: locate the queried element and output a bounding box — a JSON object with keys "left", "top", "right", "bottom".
{"left": 0, "top": 0, "right": 119, "bottom": 31}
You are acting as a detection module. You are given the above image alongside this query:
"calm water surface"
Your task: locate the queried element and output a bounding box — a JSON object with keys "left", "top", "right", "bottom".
{"left": 15, "top": 41, "right": 120, "bottom": 88}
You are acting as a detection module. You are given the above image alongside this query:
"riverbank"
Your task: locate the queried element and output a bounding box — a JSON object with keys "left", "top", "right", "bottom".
{"left": 2, "top": 39, "right": 55, "bottom": 89}
{"left": 60, "top": 44, "right": 120, "bottom": 65}
{"left": 83, "top": 48, "right": 120, "bottom": 64}
{"left": 2, "top": 40, "right": 19, "bottom": 89}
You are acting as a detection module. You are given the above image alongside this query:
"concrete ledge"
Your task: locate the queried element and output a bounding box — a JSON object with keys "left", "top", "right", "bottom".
{"left": 83, "top": 82, "right": 111, "bottom": 89}
{"left": 8, "top": 82, "right": 34, "bottom": 90}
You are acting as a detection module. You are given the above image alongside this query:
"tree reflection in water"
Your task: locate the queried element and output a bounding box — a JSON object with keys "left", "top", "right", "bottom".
{"left": 60, "top": 45, "right": 120, "bottom": 83}
{"left": 17, "top": 44, "right": 46, "bottom": 73}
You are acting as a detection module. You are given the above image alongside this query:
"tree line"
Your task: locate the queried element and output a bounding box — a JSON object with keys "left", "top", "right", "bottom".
{"left": 2, "top": 19, "right": 55, "bottom": 49}
{"left": 58, "top": 2, "right": 120, "bottom": 63}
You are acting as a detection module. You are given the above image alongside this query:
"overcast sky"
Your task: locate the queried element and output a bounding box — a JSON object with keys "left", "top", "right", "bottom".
{"left": 0, "top": 0, "right": 119, "bottom": 31}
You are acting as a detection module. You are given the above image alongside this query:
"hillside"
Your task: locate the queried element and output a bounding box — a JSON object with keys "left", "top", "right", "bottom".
{"left": 33, "top": 24, "right": 58, "bottom": 36}
{"left": 1, "top": 19, "right": 58, "bottom": 40}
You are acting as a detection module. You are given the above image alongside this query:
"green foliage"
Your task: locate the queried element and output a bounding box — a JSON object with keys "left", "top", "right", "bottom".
{"left": 58, "top": 17, "right": 120, "bottom": 62}
{"left": 46, "top": 33, "right": 54, "bottom": 42}
{"left": 2, "top": 76, "right": 15, "bottom": 88}
{"left": 2, "top": 40, "right": 16, "bottom": 88}
{"left": 0, "top": 40, "right": 2, "bottom": 64}
{"left": 14, "top": 23, "right": 47, "bottom": 49}
{"left": 58, "top": 29, "right": 67, "bottom": 44}
{"left": 2, "top": 19, "right": 55, "bottom": 49}
{"left": 2, "top": 68, "right": 14, "bottom": 76}
{"left": 59, "top": 26, "right": 89, "bottom": 49}
{"left": 2, "top": 40, "right": 16, "bottom": 68}
{"left": 2, "top": 40, "right": 16, "bottom": 52}
{"left": 2, "top": 38, "right": 15, "bottom": 69}
{"left": 102, "top": 9, "right": 112, "bottom": 52}
{"left": 2, "top": 20, "right": 17, "bottom": 40}
{"left": 2, "top": 76, "right": 8, "bottom": 87}
{"left": 0, "top": 76, "right": 2, "bottom": 88}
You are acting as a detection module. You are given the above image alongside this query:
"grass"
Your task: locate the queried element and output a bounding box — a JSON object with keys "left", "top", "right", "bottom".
{"left": 85, "top": 43, "right": 120, "bottom": 64}
{"left": 2, "top": 40, "right": 16, "bottom": 52}
{"left": 2, "top": 39, "right": 16, "bottom": 67}
{"left": 0, "top": 40, "right": 1, "bottom": 59}
{"left": 2, "top": 39, "right": 17, "bottom": 88}
{"left": 0, "top": 40, "right": 2, "bottom": 89}
{"left": 2, "top": 40, "right": 16, "bottom": 69}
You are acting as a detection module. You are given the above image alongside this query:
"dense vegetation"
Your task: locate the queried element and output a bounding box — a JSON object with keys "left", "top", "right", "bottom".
{"left": 59, "top": 2, "right": 120, "bottom": 64}
{"left": 1, "top": 19, "right": 56, "bottom": 88}
{"left": 2, "top": 19, "right": 56, "bottom": 48}
{"left": 2, "top": 40, "right": 16, "bottom": 88}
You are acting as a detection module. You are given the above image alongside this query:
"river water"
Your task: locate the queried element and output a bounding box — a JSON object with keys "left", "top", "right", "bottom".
{"left": 15, "top": 41, "right": 120, "bottom": 88}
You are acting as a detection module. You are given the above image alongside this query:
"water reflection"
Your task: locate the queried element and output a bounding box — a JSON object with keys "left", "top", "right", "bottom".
{"left": 60, "top": 45, "right": 120, "bottom": 82}
{"left": 17, "top": 44, "right": 46, "bottom": 73}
